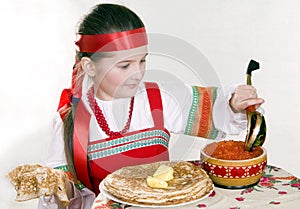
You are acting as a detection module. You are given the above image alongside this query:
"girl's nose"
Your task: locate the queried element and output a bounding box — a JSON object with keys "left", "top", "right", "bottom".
{"left": 131, "top": 64, "right": 145, "bottom": 80}
{"left": 131, "top": 69, "right": 144, "bottom": 80}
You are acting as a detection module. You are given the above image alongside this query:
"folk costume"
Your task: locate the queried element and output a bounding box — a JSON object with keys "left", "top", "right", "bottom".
{"left": 39, "top": 27, "right": 246, "bottom": 209}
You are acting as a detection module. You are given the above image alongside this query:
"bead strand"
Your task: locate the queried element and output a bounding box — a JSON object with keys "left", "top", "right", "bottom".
{"left": 87, "top": 87, "right": 134, "bottom": 137}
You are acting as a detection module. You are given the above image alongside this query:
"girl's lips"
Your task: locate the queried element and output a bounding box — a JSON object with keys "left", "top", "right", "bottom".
{"left": 124, "top": 83, "right": 140, "bottom": 89}
{"left": 126, "top": 84, "right": 138, "bottom": 89}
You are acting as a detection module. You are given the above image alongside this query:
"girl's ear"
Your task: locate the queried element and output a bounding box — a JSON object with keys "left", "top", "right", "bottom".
{"left": 81, "top": 57, "right": 96, "bottom": 77}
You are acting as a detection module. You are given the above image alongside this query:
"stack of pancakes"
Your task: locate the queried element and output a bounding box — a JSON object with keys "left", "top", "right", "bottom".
{"left": 101, "top": 161, "right": 213, "bottom": 206}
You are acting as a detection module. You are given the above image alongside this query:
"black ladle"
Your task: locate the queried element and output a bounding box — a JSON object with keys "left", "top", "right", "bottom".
{"left": 244, "top": 60, "right": 266, "bottom": 151}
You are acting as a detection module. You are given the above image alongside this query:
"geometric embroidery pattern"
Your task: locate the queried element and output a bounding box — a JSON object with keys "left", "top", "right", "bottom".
{"left": 88, "top": 130, "right": 170, "bottom": 161}
{"left": 88, "top": 130, "right": 169, "bottom": 152}
{"left": 185, "top": 86, "right": 199, "bottom": 135}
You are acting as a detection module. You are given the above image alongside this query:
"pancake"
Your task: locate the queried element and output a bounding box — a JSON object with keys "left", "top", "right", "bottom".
{"left": 101, "top": 161, "right": 213, "bottom": 206}
{"left": 8, "top": 164, "right": 69, "bottom": 207}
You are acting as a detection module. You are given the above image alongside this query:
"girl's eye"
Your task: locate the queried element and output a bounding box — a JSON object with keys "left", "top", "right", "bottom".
{"left": 119, "top": 64, "right": 130, "bottom": 69}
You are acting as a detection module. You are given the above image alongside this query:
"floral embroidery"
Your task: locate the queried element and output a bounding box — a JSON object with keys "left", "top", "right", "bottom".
{"left": 209, "top": 191, "right": 216, "bottom": 197}
{"left": 240, "top": 187, "right": 256, "bottom": 195}
{"left": 95, "top": 201, "right": 130, "bottom": 209}
{"left": 255, "top": 170, "right": 282, "bottom": 190}
{"left": 235, "top": 197, "right": 245, "bottom": 201}
{"left": 258, "top": 176, "right": 278, "bottom": 189}
{"left": 238, "top": 165, "right": 285, "bottom": 195}
{"left": 287, "top": 177, "right": 300, "bottom": 189}
{"left": 266, "top": 165, "right": 281, "bottom": 173}
{"left": 269, "top": 201, "right": 280, "bottom": 205}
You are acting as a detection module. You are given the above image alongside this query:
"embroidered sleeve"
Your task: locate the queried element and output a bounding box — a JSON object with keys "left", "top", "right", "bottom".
{"left": 184, "top": 86, "right": 219, "bottom": 139}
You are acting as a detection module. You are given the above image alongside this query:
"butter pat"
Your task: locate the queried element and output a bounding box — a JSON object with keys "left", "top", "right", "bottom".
{"left": 153, "top": 165, "right": 174, "bottom": 181}
{"left": 146, "top": 165, "right": 174, "bottom": 188}
{"left": 146, "top": 176, "right": 168, "bottom": 188}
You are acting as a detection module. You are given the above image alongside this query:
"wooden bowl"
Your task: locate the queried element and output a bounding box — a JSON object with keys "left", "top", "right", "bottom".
{"left": 200, "top": 142, "right": 267, "bottom": 189}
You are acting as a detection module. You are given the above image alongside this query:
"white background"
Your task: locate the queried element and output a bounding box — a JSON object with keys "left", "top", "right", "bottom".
{"left": 1, "top": 0, "right": 299, "bottom": 208}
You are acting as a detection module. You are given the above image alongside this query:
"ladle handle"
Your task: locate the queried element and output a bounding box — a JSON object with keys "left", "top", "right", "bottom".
{"left": 246, "top": 60, "right": 259, "bottom": 112}
{"left": 246, "top": 74, "right": 256, "bottom": 112}
{"left": 246, "top": 105, "right": 256, "bottom": 112}
{"left": 246, "top": 74, "right": 252, "bottom": 86}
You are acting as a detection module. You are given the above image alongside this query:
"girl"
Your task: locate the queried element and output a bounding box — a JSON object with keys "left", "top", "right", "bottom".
{"left": 39, "top": 3, "right": 264, "bottom": 209}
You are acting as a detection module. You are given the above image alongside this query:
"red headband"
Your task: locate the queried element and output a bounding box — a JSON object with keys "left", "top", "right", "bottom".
{"left": 75, "top": 27, "right": 148, "bottom": 53}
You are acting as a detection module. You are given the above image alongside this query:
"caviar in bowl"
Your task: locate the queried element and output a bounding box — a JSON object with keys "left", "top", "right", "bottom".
{"left": 200, "top": 140, "right": 267, "bottom": 189}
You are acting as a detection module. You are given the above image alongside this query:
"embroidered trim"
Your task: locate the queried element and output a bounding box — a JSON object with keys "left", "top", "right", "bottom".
{"left": 88, "top": 137, "right": 169, "bottom": 160}
{"left": 184, "top": 86, "right": 219, "bottom": 139}
{"left": 209, "top": 88, "right": 219, "bottom": 139}
{"left": 88, "top": 130, "right": 169, "bottom": 152}
{"left": 185, "top": 86, "right": 199, "bottom": 135}
{"left": 54, "top": 165, "right": 86, "bottom": 190}
{"left": 55, "top": 165, "right": 69, "bottom": 172}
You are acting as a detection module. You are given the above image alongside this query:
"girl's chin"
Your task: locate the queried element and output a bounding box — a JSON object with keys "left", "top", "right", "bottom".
{"left": 116, "top": 88, "right": 138, "bottom": 99}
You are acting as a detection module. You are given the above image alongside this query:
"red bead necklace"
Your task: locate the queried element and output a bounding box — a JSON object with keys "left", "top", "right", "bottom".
{"left": 87, "top": 87, "right": 134, "bottom": 137}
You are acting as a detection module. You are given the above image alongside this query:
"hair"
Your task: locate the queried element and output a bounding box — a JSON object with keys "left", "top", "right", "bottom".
{"left": 63, "top": 3, "right": 145, "bottom": 182}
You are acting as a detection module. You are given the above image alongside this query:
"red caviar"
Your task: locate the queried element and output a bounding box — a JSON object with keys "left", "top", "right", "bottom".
{"left": 203, "top": 140, "right": 263, "bottom": 160}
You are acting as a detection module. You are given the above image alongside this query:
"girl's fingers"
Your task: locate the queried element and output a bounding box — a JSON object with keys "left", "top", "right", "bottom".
{"left": 238, "top": 98, "right": 265, "bottom": 111}
{"left": 230, "top": 85, "right": 264, "bottom": 113}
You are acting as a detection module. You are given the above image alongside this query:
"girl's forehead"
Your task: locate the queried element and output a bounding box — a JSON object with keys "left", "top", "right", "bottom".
{"left": 102, "top": 45, "right": 148, "bottom": 63}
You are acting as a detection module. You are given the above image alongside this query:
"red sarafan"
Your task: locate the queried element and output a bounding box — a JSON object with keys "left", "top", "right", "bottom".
{"left": 203, "top": 140, "right": 263, "bottom": 160}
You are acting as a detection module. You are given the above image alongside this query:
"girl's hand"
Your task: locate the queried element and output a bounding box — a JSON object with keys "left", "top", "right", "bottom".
{"left": 229, "top": 85, "right": 265, "bottom": 113}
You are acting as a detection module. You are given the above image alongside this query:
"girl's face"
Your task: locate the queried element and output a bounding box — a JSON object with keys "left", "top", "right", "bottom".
{"left": 92, "top": 46, "right": 148, "bottom": 100}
